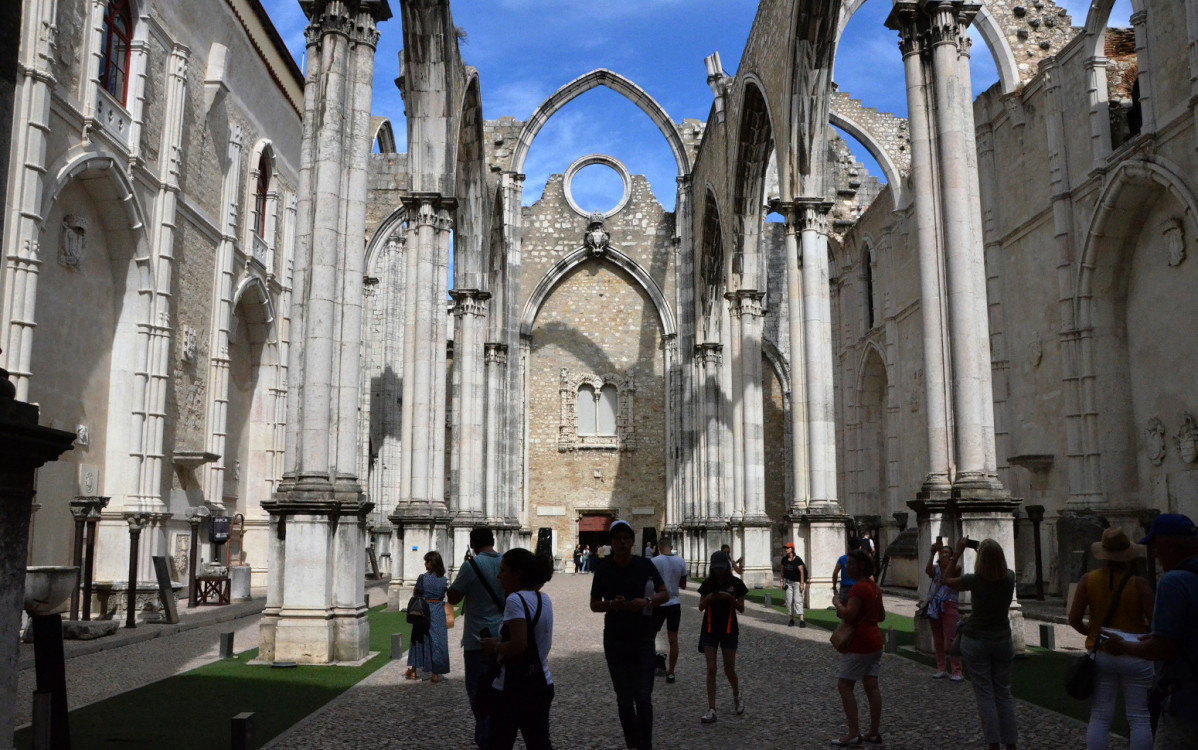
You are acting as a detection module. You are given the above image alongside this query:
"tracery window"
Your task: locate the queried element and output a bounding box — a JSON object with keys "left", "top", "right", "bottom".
{"left": 99, "top": 0, "right": 133, "bottom": 105}
{"left": 253, "top": 152, "right": 272, "bottom": 239}
{"left": 559, "top": 369, "right": 636, "bottom": 451}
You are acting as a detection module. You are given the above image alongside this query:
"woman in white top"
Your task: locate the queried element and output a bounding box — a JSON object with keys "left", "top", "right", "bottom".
{"left": 481, "top": 548, "right": 555, "bottom": 750}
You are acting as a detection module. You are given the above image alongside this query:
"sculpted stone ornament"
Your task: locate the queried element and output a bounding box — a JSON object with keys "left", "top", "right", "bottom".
{"left": 1145, "top": 417, "right": 1167, "bottom": 466}
{"left": 181, "top": 326, "right": 198, "bottom": 363}
{"left": 1176, "top": 413, "right": 1198, "bottom": 464}
{"left": 584, "top": 213, "right": 610, "bottom": 257}
{"left": 59, "top": 214, "right": 88, "bottom": 269}
{"left": 1162, "top": 219, "right": 1186, "bottom": 267}
{"left": 1027, "top": 333, "right": 1043, "bottom": 368}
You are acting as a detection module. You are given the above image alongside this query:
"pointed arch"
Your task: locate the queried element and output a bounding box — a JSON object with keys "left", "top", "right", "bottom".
{"left": 454, "top": 72, "right": 488, "bottom": 290}
{"left": 730, "top": 79, "right": 774, "bottom": 290}
{"left": 371, "top": 117, "right": 397, "bottom": 153}
{"left": 509, "top": 69, "right": 690, "bottom": 177}
{"left": 698, "top": 186, "right": 726, "bottom": 342}
{"left": 520, "top": 246, "right": 677, "bottom": 339}
{"left": 829, "top": 110, "right": 905, "bottom": 206}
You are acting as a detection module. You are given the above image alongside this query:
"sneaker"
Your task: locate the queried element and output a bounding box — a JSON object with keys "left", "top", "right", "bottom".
{"left": 950, "top": 673, "right": 965, "bottom": 682}
{"left": 788, "top": 618, "right": 795, "bottom": 627}
{"left": 701, "top": 709, "right": 717, "bottom": 724}
{"left": 735, "top": 695, "right": 745, "bottom": 715}
{"left": 666, "top": 673, "right": 676, "bottom": 684}
{"left": 931, "top": 671, "right": 949, "bottom": 679}
{"left": 799, "top": 619, "right": 807, "bottom": 628}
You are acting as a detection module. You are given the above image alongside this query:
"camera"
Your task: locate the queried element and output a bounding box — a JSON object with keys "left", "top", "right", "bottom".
{"left": 965, "top": 539, "right": 980, "bottom": 550}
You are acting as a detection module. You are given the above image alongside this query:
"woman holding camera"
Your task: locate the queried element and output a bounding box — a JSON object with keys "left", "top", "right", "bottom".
{"left": 926, "top": 540, "right": 963, "bottom": 680}
{"left": 1067, "top": 528, "right": 1154, "bottom": 750}
{"left": 940, "top": 537, "right": 1017, "bottom": 750}
{"left": 831, "top": 549, "right": 885, "bottom": 746}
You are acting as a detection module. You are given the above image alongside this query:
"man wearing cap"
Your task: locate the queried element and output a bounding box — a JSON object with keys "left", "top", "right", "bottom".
{"left": 780, "top": 542, "right": 807, "bottom": 627}
{"left": 591, "top": 520, "right": 669, "bottom": 750}
{"left": 1104, "top": 513, "right": 1198, "bottom": 748}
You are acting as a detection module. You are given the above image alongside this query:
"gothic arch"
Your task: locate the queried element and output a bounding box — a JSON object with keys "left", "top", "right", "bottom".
{"left": 835, "top": 0, "right": 1020, "bottom": 95}
{"left": 371, "top": 117, "right": 397, "bottom": 153}
{"left": 698, "top": 186, "right": 726, "bottom": 342}
{"left": 730, "top": 78, "right": 775, "bottom": 290}
{"left": 829, "top": 109, "right": 905, "bottom": 206}
{"left": 232, "top": 274, "right": 277, "bottom": 328}
{"left": 41, "top": 151, "right": 147, "bottom": 237}
{"left": 509, "top": 69, "right": 690, "bottom": 177}
{"left": 520, "top": 246, "right": 677, "bottom": 339}
{"left": 454, "top": 72, "right": 488, "bottom": 290}
{"left": 1084, "top": 0, "right": 1144, "bottom": 41}
{"left": 364, "top": 206, "right": 409, "bottom": 273}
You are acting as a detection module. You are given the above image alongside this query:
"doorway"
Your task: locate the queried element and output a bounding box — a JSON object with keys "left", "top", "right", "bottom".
{"left": 577, "top": 513, "right": 614, "bottom": 560}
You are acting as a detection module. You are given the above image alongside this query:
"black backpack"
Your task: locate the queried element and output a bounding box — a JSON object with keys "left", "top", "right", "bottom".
{"left": 503, "top": 593, "right": 549, "bottom": 696}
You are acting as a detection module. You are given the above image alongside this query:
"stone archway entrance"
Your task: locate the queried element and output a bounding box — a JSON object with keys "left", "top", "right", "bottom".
{"left": 577, "top": 513, "right": 615, "bottom": 561}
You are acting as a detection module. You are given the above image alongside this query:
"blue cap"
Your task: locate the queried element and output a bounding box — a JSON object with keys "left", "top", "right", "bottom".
{"left": 1139, "top": 514, "right": 1197, "bottom": 545}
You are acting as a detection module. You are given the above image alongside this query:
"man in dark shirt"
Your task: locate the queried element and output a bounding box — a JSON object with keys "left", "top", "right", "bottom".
{"left": 779, "top": 542, "right": 807, "bottom": 627}
{"left": 591, "top": 520, "right": 668, "bottom": 750}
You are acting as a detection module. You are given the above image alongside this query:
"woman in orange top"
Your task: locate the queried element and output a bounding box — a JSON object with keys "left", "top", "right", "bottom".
{"left": 831, "top": 549, "right": 886, "bottom": 746}
{"left": 1067, "top": 528, "right": 1154, "bottom": 750}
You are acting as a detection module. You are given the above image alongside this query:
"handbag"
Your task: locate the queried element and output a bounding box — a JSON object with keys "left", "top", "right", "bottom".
{"left": 830, "top": 583, "right": 877, "bottom": 653}
{"left": 405, "top": 574, "right": 429, "bottom": 624}
{"left": 444, "top": 600, "right": 456, "bottom": 628}
{"left": 1065, "top": 570, "right": 1132, "bottom": 701}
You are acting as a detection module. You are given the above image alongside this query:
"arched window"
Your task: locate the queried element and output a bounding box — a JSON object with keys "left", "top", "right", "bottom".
{"left": 253, "top": 152, "right": 271, "bottom": 239}
{"left": 863, "top": 247, "right": 876, "bottom": 330}
{"left": 99, "top": 0, "right": 133, "bottom": 105}
{"left": 598, "top": 384, "right": 618, "bottom": 435}
{"left": 577, "top": 384, "right": 597, "bottom": 434}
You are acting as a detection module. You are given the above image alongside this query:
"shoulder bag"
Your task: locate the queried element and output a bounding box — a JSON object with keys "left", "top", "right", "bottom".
{"left": 444, "top": 600, "right": 456, "bottom": 628}
{"left": 503, "top": 592, "right": 549, "bottom": 696}
{"left": 405, "top": 574, "right": 429, "bottom": 624}
{"left": 1065, "top": 570, "right": 1132, "bottom": 700}
{"left": 468, "top": 556, "right": 506, "bottom": 614}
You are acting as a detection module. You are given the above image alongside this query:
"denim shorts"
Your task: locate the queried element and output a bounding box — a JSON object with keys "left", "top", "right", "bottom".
{"left": 838, "top": 650, "right": 882, "bottom": 681}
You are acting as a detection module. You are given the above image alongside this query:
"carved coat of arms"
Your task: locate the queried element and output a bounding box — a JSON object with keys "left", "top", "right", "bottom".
{"left": 584, "top": 214, "right": 610, "bottom": 256}
{"left": 59, "top": 214, "right": 88, "bottom": 268}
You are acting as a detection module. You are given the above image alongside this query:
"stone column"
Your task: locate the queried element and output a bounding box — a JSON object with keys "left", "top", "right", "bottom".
{"left": 483, "top": 343, "right": 507, "bottom": 522}
{"left": 796, "top": 200, "right": 838, "bottom": 509}
{"left": 926, "top": 1, "right": 996, "bottom": 489}
{"left": 450, "top": 289, "right": 487, "bottom": 563}
{"left": 501, "top": 172, "right": 526, "bottom": 537}
{"left": 781, "top": 211, "right": 810, "bottom": 510}
{"left": 260, "top": 0, "right": 389, "bottom": 665}
{"left": 1128, "top": 11, "right": 1155, "bottom": 135}
{"left": 734, "top": 291, "right": 770, "bottom": 586}
{"left": 697, "top": 344, "right": 723, "bottom": 521}
{"left": 662, "top": 333, "right": 680, "bottom": 528}
{"left": 890, "top": 5, "right": 953, "bottom": 493}
{"left": 725, "top": 293, "right": 745, "bottom": 519}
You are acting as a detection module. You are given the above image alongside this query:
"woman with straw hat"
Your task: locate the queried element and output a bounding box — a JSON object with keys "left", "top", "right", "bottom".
{"left": 1067, "top": 527, "right": 1155, "bottom": 750}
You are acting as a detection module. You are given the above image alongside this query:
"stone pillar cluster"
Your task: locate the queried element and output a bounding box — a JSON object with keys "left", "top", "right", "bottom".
{"left": 260, "top": 0, "right": 391, "bottom": 666}
{"left": 887, "top": 0, "right": 1022, "bottom": 648}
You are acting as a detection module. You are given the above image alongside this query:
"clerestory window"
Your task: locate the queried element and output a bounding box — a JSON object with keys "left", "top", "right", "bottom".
{"left": 559, "top": 370, "right": 636, "bottom": 451}
{"left": 99, "top": 0, "right": 133, "bottom": 105}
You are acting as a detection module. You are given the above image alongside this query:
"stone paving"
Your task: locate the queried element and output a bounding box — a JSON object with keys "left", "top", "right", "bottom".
{"left": 266, "top": 573, "right": 1118, "bottom": 750}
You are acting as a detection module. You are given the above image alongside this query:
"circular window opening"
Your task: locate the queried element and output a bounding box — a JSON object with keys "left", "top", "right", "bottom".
{"left": 563, "top": 154, "right": 632, "bottom": 218}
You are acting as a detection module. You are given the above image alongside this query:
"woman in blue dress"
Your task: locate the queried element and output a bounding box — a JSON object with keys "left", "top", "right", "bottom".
{"left": 405, "top": 550, "right": 450, "bottom": 681}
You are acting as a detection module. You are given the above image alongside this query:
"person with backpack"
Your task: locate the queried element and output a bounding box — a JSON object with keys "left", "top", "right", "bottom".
{"left": 480, "top": 548, "right": 555, "bottom": 750}
{"left": 1067, "top": 528, "right": 1154, "bottom": 750}
{"left": 447, "top": 528, "right": 505, "bottom": 749}
{"left": 698, "top": 551, "right": 748, "bottom": 724}
{"left": 1104, "top": 514, "right": 1198, "bottom": 749}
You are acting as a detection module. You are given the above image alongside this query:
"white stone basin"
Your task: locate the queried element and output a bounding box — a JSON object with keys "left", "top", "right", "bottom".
{"left": 24, "top": 566, "right": 79, "bottom": 616}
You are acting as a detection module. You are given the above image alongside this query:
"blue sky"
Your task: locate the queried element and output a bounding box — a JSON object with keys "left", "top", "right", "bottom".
{"left": 261, "top": 0, "right": 1132, "bottom": 211}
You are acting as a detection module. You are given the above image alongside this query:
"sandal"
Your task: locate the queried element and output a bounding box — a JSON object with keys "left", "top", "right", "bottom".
{"left": 863, "top": 734, "right": 883, "bottom": 744}
{"left": 830, "top": 737, "right": 862, "bottom": 747}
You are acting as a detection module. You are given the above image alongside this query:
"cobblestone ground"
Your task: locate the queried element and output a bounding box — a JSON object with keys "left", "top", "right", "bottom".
{"left": 267, "top": 574, "right": 1116, "bottom": 750}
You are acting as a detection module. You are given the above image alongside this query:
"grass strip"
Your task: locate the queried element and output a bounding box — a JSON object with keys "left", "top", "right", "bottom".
{"left": 16, "top": 605, "right": 412, "bottom": 750}
{"left": 738, "top": 584, "right": 1128, "bottom": 737}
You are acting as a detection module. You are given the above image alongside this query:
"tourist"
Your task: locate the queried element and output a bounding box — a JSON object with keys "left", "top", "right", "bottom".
{"left": 833, "top": 539, "right": 861, "bottom": 605}
{"left": 830, "top": 549, "right": 885, "bottom": 746}
{"left": 925, "top": 539, "right": 963, "bottom": 680}
{"left": 405, "top": 550, "right": 450, "bottom": 682}
{"left": 1067, "top": 527, "right": 1154, "bottom": 750}
{"left": 940, "top": 537, "right": 1018, "bottom": 750}
{"left": 580, "top": 545, "right": 591, "bottom": 574}
{"left": 719, "top": 544, "right": 745, "bottom": 576}
{"left": 698, "top": 551, "right": 748, "bottom": 724}
{"left": 480, "top": 548, "right": 555, "bottom": 750}
{"left": 651, "top": 536, "right": 687, "bottom": 683}
{"left": 779, "top": 542, "right": 807, "bottom": 628}
{"left": 447, "top": 527, "right": 505, "bottom": 749}
{"left": 573, "top": 544, "right": 582, "bottom": 575}
{"left": 1104, "top": 513, "right": 1198, "bottom": 749}
{"left": 644, "top": 540, "right": 656, "bottom": 558}
{"left": 590, "top": 519, "right": 668, "bottom": 750}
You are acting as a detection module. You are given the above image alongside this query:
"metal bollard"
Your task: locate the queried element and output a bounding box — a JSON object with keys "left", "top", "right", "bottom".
{"left": 885, "top": 628, "right": 898, "bottom": 654}
{"left": 220, "top": 632, "right": 235, "bottom": 658}
{"left": 391, "top": 633, "right": 404, "bottom": 659}
{"left": 231, "top": 711, "right": 255, "bottom": 750}
{"left": 763, "top": 593, "right": 772, "bottom": 609}
{"left": 1039, "top": 624, "right": 1056, "bottom": 651}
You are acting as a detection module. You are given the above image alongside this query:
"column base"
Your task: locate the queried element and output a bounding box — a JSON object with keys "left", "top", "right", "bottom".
{"left": 803, "top": 510, "right": 851, "bottom": 609}
{"left": 737, "top": 521, "right": 773, "bottom": 588}
{"left": 260, "top": 606, "right": 371, "bottom": 665}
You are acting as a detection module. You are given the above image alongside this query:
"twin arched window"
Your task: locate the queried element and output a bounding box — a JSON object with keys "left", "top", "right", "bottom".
{"left": 577, "top": 383, "right": 618, "bottom": 436}
{"left": 100, "top": 0, "right": 133, "bottom": 105}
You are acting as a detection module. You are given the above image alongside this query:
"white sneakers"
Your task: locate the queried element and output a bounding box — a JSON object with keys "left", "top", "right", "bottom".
{"left": 701, "top": 696, "right": 744, "bottom": 723}
{"left": 950, "top": 674, "right": 965, "bottom": 682}
{"left": 735, "top": 695, "right": 746, "bottom": 715}
{"left": 701, "top": 708, "right": 717, "bottom": 724}
{"left": 931, "top": 671, "right": 949, "bottom": 679}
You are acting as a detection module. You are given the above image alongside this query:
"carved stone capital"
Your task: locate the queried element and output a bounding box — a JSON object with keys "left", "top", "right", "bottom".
{"left": 734, "top": 290, "right": 765, "bottom": 318}
{"left": 793, "top": 200, "right": 833, "bottom": 235}
{"left": 70, "top": 496, "right": 110, "bottom": 521}
{"left": 123, "top": 512, "right": 153, "bottom": 531}
{"left": 450, "top": 288, "right": 490, "bottom": 318}
{"left": 434, "top": 208, "right": 454, "bottom": 234}
{"left": 695, "top": 343, "right": 723, "bottom": 366}
{"left": 484, "top": 342, "right": 508, "bottom": 365}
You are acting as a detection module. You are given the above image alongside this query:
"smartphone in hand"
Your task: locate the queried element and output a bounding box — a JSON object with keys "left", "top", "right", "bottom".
{"left": 964, "top": 539, "right": 980, "bottom": 550}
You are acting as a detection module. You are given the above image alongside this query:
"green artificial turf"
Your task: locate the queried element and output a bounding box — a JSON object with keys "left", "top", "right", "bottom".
{"left": 16, "top": 605, "right": 412, "bottom": 750}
